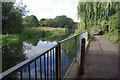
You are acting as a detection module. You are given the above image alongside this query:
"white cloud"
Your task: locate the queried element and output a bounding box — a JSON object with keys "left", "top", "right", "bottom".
{"left": 17, "top": 0, "right": 79, "bottom": 22}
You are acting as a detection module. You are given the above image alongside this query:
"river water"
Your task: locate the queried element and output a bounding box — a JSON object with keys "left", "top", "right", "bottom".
{"left": 2, "top": 35, "right": 71, "bottom": 78}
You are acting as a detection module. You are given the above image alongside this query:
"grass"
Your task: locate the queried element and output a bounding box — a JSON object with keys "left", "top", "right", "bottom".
{"left": 30, "top": 27, "right": 66, "bottom": 31}
{"left": 2, "top": 34, "right": 21, "bottom": 46}
{"left": 2, "top": 27, "right": 66, "bottom": 46}
{"left": 103, "top": 31, "right": 118, "bottom": 43}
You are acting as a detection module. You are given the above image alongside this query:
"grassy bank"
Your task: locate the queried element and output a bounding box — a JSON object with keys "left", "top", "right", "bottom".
{"left": 2, "top": 27, "right": 66, "bottom": 46}
{"left": 90, "top": 26, "right": 118, "bottom": 44}
{"left": 103, "top": 31, "right": 118, "bottom": 43}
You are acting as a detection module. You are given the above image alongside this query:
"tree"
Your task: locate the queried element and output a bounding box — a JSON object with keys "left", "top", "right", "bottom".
{"left": 2, "top": 1, "right": 27, "bottom": 34}
{"left": 43, "top": 18, "right": 55, "bottom": 27}
{"left": 23, "top": 15, "right": 39, "bottom": 27}
{"left": 39, "top": 18, "right": 46, "bottom": 27}
{"left": 41, "top": 15, "right": 74, "bottom": 29}
{"left": 77, "top": 2, "right": 119, "bottom": 30}
{"left": 77, "top": 2, "right": 87, "bottom": 30}
{"left": 54, "top": 15, "right": 74, "bottom": 28}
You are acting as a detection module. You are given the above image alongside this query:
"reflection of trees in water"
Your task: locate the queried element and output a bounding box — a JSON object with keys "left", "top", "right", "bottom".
{"left": 61, "top": 35, "right": 80, "bottom": 60}
{"left": 2, "top": 35, "right": 68, "bottom": 72}
{"left": 24, "top": 38, "right": 39, "bottom": 46}
{"left": 46, "top": 34, "right": 68, "bottom": 42}
{"left": 2, "top": 42, "right": 27, "bottom": 72}
{"left": 61, "top": 38, "right": 75, "bottom": 60}
{"left": 1, "top": 33, "right": 71, "bottom": 78}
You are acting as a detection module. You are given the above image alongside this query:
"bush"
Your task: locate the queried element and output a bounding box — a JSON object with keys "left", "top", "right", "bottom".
{"left": 106, "top": 31, "right": 118, "bottom": 43}
{"left": 101, "top": 20, "right": 108, "bottom": 28}
{"left": 88, "top": 32, "right": 94, "bottom": 41}
{"left": 108, "top": 11, "right": 120, "bottom": 32}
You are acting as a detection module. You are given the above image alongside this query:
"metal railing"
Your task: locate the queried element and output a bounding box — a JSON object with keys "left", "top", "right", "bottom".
{"left": 0, "top": 31, "right": 88, "bottom": 80}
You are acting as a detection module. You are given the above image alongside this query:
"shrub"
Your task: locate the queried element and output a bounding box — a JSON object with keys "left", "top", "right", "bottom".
{"left": 108, "top": 11, "right": 120, "bottom": 32}
{"left": 88, "top": 32, "right": 94, "bottom": 41}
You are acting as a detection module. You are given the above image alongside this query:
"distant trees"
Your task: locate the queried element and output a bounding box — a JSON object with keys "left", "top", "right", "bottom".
{"left": 39, "top": 15, "right": 75, "bottom": 34}
{"left": 43, "top": 18, "right": 55, "bottom": 27}
{"left": 2, "top": 1, "right": 27, "bottom": 34}
{"left": 39, "top": 15, "right": 74, "bottom": 28}
{"left": 39, "top": 18, "right": 46, "bottom": 26}
{"left": 23, "top": 15, "right": 74, "bottom": 31}
{"left": 23, "top": 15, "right": 39, "bottom": 27}
{"left": 2, "top": 1, "right": 75, "bottom": 34}
{"left": 54, "top": 15, "right": 74, "bottom": 28}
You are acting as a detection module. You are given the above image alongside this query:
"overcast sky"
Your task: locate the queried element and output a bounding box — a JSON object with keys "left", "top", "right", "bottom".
{"left": 17, "top": 0, "right": 79, "bottom": 22}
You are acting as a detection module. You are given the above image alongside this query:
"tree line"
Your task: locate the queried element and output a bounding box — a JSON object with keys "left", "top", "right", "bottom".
{"left": 23, "top": 15, "right": 74, "bottom": 28}
{"left": 2, "top": 1, "right": 75, "bottom": 34}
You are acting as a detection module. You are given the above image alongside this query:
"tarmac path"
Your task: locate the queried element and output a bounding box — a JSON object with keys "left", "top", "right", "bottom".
{"left": 81, "top": 33, "right": 118, "bottom": 78}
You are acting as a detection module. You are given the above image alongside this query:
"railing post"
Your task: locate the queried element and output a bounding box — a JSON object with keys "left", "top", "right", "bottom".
{"left": 80, "top": 39, "right": 85, "bottom": 74}
{"left": 56, "top": 43, "right": 61, "bottom": 79}
{"left": 75, "top": 36, "right": 77, "bottom": 61}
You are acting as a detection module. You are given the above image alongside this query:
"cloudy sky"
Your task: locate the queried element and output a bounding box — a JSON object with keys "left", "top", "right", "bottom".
{"left": 17, "top": 0, "right": 79, "bottom": 22}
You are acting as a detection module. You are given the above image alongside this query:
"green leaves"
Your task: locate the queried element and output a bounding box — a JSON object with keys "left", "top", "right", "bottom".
{"left": 2, "top": 1, "right": 27, "bottom": 34}
{"left": 77, "top": 2, "right": 119, "bottom": 29}
{"left": 108, "top": 11, "right": 120, "bottom": 31}
{"left": 39, "top": 15, "right": 74, "bottom": 28}
{"left": 23, "top": 15, "right": 39, "bottom": 27}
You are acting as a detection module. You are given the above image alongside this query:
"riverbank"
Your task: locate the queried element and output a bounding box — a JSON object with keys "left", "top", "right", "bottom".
{"left": 2, "top": 27, "right": 67, "bottom": 46}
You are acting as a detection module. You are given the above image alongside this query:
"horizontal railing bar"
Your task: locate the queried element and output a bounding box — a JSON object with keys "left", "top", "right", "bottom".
{"left": 59, "top": 31, "right": 87, "bottom": 44}
{"left": 0, "top": 44, "right": 58, "bottom": 80}
{"left": 0, "top": 31, "right": 87, "bottom": 79}
{"left": 59, "top": 34, "right": 79, "bottom": 44}
{"left": 63, "top": 58, "right": 76, "bottom": 79}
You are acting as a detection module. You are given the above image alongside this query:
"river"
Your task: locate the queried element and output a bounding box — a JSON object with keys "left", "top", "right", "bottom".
{"left": 2, "top": 34, "right": 71, "bottom": 78}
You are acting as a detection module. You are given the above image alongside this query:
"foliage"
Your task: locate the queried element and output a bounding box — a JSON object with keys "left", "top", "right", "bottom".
{"left": 2, "top": 27, "right": 66, "bottom": 46}
{"left": 54, "top": 15, "right": 74, "bottom": 28}
{"left": 77, "top": 2, "right": 119, "bottom": 30}
{"left": 2, "top": 1, "right": 27, "bottom": 34}
{"left": 2, "top": 34, "right": 20, "bottom": 46}
{"left": 101, "top": 20, "right": 107, "bottom": 28}
{"left": 105, "top": 30, "right": 118, "bottom": 43}
{"left": 39, "top": 15, "right": 75, "bottom": 34}
{"left": 2, "top": 43, "right": 26, "bottom": 72}
{"left": 108, "top": 11, "right": 120, "bottom": 32}
{"left": 39, "top": 18, "right": 46, "bottom": 26}
{"left": 88, "top": 32, "right": 94, "bottom": 41}
{"left": 43, "top": 18, "right": 55, "bottom": 27}
{"left": 78, "top": 22, "right": 85, "bottom": 30}
{"left": 23, "top": 15, "right": 39, "bottom": 27}
{"left": 61, "top": 38, "right": 75, "bottom": 59}
{"left": 77, "top": 2, "right": 119, "bottom": 44}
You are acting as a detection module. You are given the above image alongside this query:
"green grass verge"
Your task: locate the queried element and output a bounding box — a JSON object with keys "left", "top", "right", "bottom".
{"left": 104, "top": 31, "right": 118, "bottom": 43}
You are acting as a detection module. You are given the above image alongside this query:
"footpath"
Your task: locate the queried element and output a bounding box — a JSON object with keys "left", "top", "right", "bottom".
{"left": 80, "top": 33, "right": 118, "bottom": 78}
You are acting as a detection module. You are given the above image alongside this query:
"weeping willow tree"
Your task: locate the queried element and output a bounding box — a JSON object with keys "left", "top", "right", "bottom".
{"left": 77, "top": 2, "right": 119, "bottom": 30}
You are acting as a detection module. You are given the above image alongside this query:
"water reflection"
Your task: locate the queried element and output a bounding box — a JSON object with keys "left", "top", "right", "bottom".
{"left": 2, "top": 34, "right": 71, "bottom": 78}
{"left": 2, "top": 40, "right": 57, "bottom": 72}
{"left": 18, "top": 48, "right": 70, "bottom": 79}
{"left": 2, "top": 43, "right": 27, "bottom": 72}
{"left": 23, "top": 40, "right": 57, "bottom": 58}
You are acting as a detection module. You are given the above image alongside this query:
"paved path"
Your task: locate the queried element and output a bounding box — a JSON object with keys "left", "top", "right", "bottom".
{"left": 81, "top": 33, "right": 118, "bottom": 78}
